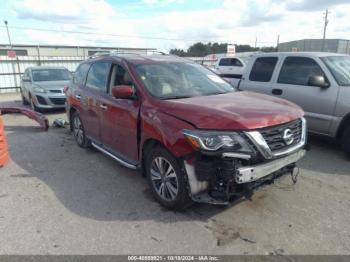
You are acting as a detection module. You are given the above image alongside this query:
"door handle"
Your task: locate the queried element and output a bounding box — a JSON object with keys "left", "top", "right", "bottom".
{"left": 272, "top": 89, "right": 283, "bottom": 95}
{"left": 100, "top": 104, "right": 108, "bottom": 110}
{"left": 75, "top": 94, "right": 82, "bottom": 100}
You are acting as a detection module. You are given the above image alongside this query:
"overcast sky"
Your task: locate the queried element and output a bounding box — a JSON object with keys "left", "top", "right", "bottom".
{"left": 0, "top": 0, "right": 350, "bottom": 51}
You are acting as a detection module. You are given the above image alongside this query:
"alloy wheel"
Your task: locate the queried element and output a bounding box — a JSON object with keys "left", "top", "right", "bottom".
{"left": 150, "top": 157, "right": 179, "bottom": 201}
{"left": 73, "top": 116, "right": 84, "bottom": 145}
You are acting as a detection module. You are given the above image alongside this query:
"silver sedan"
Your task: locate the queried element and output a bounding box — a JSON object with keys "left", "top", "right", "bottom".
{"left": 20, "top": 66, "right": 71, "bottom": 112}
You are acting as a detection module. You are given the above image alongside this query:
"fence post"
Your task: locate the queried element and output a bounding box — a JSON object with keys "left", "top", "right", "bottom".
{"left": 36, "top": 45, "right": 41, "bottom": 65}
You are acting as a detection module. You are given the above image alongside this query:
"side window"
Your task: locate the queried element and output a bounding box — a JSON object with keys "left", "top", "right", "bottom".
{"left": 219, "top": 58, "right": 230, "bottom": 66}
{"left": 230, "top": 58, "right": 243, "bottom": 67}
{"left": 86, "top": 62, "right": 111, "bottom": 91}
{"left": 73, "top": 63, "right": 91, "bottom": 85}
{"left": 111, "top": 64, "right": 133, "bottom": 86}
{"left": 109, "top": 64, "right": 135, "bottom": 96}
{"left": 249, "top": 57, "right": 278, "bottom": 82}
{"left": 278, "top": 57, "right": 326, "bottom": 86}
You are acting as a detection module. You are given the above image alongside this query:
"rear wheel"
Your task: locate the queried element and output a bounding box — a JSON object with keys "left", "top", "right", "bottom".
{"left": 145, "top": 146, "right": 192, "bottom": 210}
{"left": 341, "top": 125, "right": 350, "bottom": 158}
{"left": 71, "top": 111, "right": 90, "bottom": 148}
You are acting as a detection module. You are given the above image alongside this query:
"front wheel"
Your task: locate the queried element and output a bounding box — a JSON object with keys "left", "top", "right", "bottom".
{"left": 145, "top": 146, "right": 192, "bottom": 210}
{"left": 341, "top": 125, "right": 350, "bottom": 158}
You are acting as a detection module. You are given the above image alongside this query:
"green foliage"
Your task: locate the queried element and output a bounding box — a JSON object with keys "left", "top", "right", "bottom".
{"left": 170, "top": 42, "right": 277, "bottom": 57}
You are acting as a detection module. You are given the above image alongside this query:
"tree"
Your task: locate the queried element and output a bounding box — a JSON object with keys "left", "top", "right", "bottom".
{"left": 169, "top": 42, "right": 276, "bottom": 57}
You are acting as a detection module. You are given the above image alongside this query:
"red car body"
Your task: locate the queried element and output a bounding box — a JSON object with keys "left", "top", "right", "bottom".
{"left": 65, "top": 54, "right": 306, "bottom": 209}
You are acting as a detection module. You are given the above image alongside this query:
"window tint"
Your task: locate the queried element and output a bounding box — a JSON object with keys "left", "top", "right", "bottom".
{"left": 278, "top": 57, "right": 326, "bottom": 86}
{"left": 112, "top": 65, "right": 133, "bottom": 86}
{"left": 86, "top": 62, "right": 111, "bottom": 91}
{"left": 219, "top": 58, "right": 243, "bottom": 67}
{"left": 249, "top": 57, "right": 278, "bottom": 82}
{"left": 74, "top": 63, "right": 91, "bottom": 85}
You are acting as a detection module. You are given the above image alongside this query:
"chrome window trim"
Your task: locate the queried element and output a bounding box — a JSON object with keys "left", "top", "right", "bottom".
{"left": 244, "top": 117, "right": 306, "bottom": 159}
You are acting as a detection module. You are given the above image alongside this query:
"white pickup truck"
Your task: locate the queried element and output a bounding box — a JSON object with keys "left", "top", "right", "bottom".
{"left": 237, "top": 52, "right": 350, "bottom": 157}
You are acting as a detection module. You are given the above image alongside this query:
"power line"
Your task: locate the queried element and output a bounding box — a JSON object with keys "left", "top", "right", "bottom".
{"left": 0, "top": 25, "right": 279, "bottom": 46}
{"left": 0, "top": 25, "right": 214, "bottom": 42}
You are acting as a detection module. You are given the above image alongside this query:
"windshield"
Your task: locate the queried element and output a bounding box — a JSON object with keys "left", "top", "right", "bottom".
{"left": 321, "top": 56, "right": 350, "bottom": 86}
{"left": 32, "top": 69, "right": 71, "bottom": 82}
{"left": 134, "top": 62, "right": 234, "bottom": 99}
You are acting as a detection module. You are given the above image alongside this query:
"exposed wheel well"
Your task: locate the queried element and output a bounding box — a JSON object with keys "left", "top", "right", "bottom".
{"left": 337, "top": 114, "right": 350, "bottom": 140}
{"left": 141, "top": 139, "right": 163, "bottom": 176}
{"left": 69, "top": 107, "right": 77, "bottom": 131}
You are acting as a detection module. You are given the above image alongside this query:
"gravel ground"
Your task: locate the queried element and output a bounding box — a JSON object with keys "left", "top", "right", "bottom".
{"left": 0, "top": 92, "right": 349, "bottom": 255}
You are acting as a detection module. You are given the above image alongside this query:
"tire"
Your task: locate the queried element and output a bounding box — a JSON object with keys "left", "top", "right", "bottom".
{"left": 145, "top": 146, "right": 192, "bottom": 210}
{"left": 71, "top": 111, "right": 91, "bottom": 148}
{"left": 21, "top": 91, "right": 29, "bottom": 105}
{"left": 29, "top": 95, "right": 40, "bottom": 112}
{"left": 341, "top": 125, "right": 350, "bottom": 158}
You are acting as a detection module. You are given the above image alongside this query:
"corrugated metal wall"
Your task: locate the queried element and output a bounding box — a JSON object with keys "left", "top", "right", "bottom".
{"left": 278, "top": 39, "right": 350, "bottom": 54}
{"left": 0, "top": 56, "right": 83, "bottom": 93}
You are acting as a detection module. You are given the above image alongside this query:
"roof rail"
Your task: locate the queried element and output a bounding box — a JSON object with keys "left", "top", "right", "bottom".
{"left": 88, "top": 50, "right": 168, "bottom": 59}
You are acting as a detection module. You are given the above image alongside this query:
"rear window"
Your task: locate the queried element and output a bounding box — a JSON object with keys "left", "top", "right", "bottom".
{"left": 249, "top": 57, "right": 278, "bottom": 82}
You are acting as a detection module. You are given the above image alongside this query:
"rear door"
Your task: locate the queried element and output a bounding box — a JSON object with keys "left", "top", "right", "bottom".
{"left": 99, "top": 63, "right": 140, "bottom": 164}
{"left": 272, "top": 56, "right": 338, "bottom": 134}
{"left": 79, "top": 61, "right": 111, "bottom": 141}
{"left": 239, "top": 56, "right": 279, "bottom": 93}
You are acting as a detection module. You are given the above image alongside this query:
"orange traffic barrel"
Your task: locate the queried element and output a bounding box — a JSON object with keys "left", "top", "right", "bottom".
{"left": 0, "top": 115, "right": 9, "bottom": 167}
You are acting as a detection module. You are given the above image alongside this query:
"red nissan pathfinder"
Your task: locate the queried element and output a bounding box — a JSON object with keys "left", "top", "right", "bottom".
{"left": 65, "top": 53, "right": 307, "bottom": 210}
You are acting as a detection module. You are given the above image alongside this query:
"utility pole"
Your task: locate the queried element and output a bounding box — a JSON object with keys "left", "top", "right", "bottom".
{"left": 276, "top": 34, "right": 280, "bottom": 51}
{"left": 4, "top": 20, "right": 12, "bottom": 48}
{"left": 322, "top": 9, "right": 330, "bottom": 51}
{"left": 254, "top": 37, "right": 257, "bottom": 48}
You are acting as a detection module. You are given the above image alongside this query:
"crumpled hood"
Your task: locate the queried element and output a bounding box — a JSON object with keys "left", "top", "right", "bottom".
{"left": 157, "top": 91, "right": 304, "bottom": 130}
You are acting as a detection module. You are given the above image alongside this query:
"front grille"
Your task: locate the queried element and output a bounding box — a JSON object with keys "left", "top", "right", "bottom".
{"left": 259, "top": 119, "right": 302, "bottom": 151}
{"left": 50, "top": 90, "right": 62, "bottom": 93}
{"left": 36, "top": 95, "right": 47, "bottom": 105}
{"left": 49, "top": 97, "right": 66, "bottom": 105}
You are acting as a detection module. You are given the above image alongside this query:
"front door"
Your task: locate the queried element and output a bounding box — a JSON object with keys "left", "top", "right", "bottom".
{"left": 99, "top": 63, "right": 140, "bottom": 164}
{"left": 272, "top": 56, "right": 338, "bottom": 135}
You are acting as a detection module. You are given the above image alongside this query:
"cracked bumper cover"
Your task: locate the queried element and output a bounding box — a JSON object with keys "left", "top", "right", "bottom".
{"left": 0, "top": 107, "right": 49, "bottom": 131}
{"left": 235, "top": 149, "right": 306, "bottom": 184}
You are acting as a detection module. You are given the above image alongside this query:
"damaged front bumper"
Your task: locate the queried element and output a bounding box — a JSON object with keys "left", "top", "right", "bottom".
{"left": 0, "top": 107, "right": 49, "bottom": 131}
{"left": 236, "top": 150, "right": 305, "bottom": 184}
{"left": 184, "top": 149, "right": 306, "bottom": 205}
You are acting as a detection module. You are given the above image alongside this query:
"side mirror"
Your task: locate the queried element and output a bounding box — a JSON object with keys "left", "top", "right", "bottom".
{"left": 22, "top": 76, "right": 31, "bottom": 82}
{"left": 308, "top": 75, "right": 329, "bottom": 88}
{"left": 111, "top": 85, "right": 134, "bottom": 99}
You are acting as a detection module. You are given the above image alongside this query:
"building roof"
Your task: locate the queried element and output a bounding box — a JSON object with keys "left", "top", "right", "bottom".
{"left": 279, "top": 38, "right": 350, "bottom": 44}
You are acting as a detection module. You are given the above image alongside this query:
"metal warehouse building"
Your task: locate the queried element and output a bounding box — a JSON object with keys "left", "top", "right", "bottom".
{"left": 0, "top": 44, "right": 156, "bottom": 92}
{"left": 0, "top": 44, "right": 156, "bottom": 57}
{"left": 278, "top": 39, "right": 350, "bottom": 54}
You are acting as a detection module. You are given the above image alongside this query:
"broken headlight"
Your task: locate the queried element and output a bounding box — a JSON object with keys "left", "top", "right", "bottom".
{"left": 183, "top": 129, "right": 252, "bottom": 152}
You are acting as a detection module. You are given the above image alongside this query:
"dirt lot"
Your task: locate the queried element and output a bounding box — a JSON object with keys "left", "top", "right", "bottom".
{"left": 0, "top": 92, "right": 349, "bottom": 255}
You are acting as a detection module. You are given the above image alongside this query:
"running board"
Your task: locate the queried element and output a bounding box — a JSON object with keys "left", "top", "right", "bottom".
{"left": 91, "top": 142, "right": 137, "bottom": 170}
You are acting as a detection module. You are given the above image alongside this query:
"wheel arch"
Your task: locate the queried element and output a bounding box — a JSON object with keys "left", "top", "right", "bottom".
{"left": 336, "top": 113, "right": 350, "bottom": 140}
